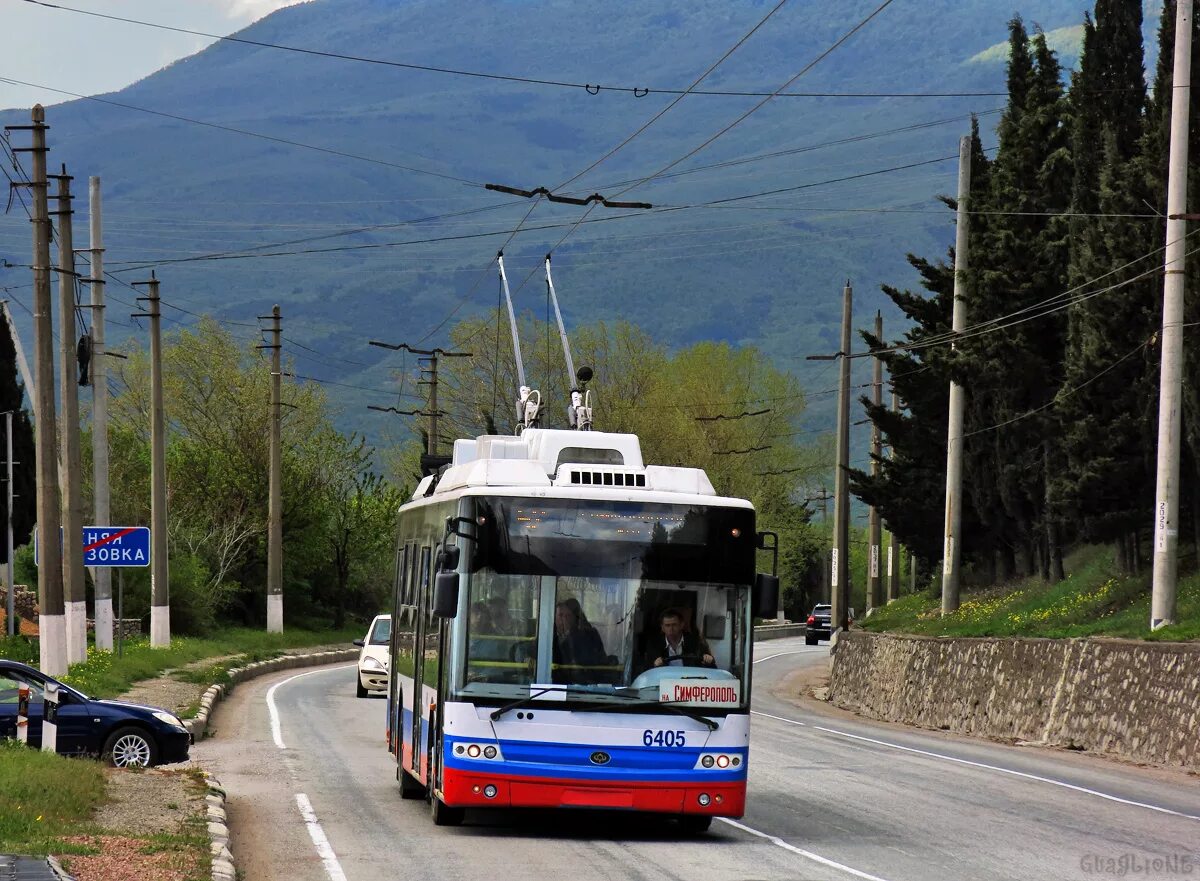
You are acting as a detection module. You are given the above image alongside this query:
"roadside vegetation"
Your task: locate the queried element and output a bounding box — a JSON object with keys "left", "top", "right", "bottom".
{"left": 0, "top": 741, "right": 211, "bottom": 879}
{"left": 862, "top": 547, "right": 1200, "bottom": 641}
{"left": 0, "top": 626, "right": 361, "bottom": 698}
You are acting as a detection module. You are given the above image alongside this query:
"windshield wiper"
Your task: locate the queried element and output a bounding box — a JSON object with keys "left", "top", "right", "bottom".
{"left": 488, "top": 685, "right": 640, "bottom": 722}
{"left": 579, "top": 699, "right": 719, "bottom": 731}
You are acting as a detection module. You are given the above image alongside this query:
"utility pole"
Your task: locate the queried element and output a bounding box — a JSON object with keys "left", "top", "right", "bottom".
{"left": 133, "top": 273, "right": 169, "bottom": 647}
{"left": 6, "top": 107, "right": 66, "bottom": 674}
{"left": 262, "top": 306, "right": 283, "bottom": 633}
{"left": 4, "top": 412, "right": 13, "bottom": 638}
{"left": 807, "top": 282, "right": 853, "bottom": 635}
{"left": 51, "top": 165, "right": 86, "bottom": 664}
{"left": 368, "top": 340, "right": 471, "bottom": 460}
{"left": 867, "top": 311, "right": 883, "bottom": 613}
{"left": 887, "top": 391, "right": 900, "bottom": 602}
{"left": 942, "top": 135, "right": 972, "bottom": 615}
{"left": 87, "top": 176, "right": 112, "bottom": 650}
{"left": 1151, "top": 0, "right": 1194, "bottom": 630}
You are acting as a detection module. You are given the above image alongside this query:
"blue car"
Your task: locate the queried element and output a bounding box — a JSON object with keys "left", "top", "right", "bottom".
{"left": 0, "top": 659, "right": 192, "bottom": 767}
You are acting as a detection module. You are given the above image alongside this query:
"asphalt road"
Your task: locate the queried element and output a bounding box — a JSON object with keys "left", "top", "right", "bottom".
{"left": 194, "top": 636, "right": 1200, "bottom": 881}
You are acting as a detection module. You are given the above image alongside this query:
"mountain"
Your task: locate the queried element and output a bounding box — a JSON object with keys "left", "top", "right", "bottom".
{"left": 0, "top": 0, "right": 1164, "bottom": 450}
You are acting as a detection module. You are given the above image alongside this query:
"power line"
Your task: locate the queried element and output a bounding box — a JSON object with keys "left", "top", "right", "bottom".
{"left": 0, "top": 75, "right": 485, "bottom": 186}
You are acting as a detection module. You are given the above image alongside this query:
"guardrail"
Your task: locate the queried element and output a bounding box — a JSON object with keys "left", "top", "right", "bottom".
{"left": 753, "top": 623, "right": 807, "bottom": 641}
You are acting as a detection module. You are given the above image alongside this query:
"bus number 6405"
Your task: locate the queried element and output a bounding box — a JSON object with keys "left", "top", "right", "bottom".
{"left": 643, "top": 729, "right": 687, "bottom": 747}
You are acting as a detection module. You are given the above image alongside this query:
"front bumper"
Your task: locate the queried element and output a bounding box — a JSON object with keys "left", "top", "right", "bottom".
{"left": 156, "top": 729, "right": 192, "bottom": 765}
{"left": 442, "top": 769, "right": 745, "bottom": 816}
{"left": 359, "top": 668, "right": 388, "bottom": 691}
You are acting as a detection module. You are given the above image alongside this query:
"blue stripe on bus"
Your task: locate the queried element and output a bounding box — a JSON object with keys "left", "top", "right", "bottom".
{"left": 443, "top": 734, "right": 747, "bottom": 782}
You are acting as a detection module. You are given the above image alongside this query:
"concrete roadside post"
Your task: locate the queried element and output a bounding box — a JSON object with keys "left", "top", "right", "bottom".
{"left": 41, "top": 680, "right": 58, "bottom": 754}
{"left": 16, "top": 684, "right": 29, "bottom": 744}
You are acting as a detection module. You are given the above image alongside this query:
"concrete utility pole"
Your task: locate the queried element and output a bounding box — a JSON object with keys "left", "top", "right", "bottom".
{"left": 887, "top": 391, "right": 900, "bottom": 602}
{"left": 87, "top": 176, "right": 112, "bottom": 651}
{"left": 942, "top": 135, "right": 972, "bottom": 615}
{"left": 822, "top": 282, "right": 853, "bottom": 635}
{"left": 867, "top": 311, "right": 883, "bottom": 613}
{"left": 4, "top": 412, "right": 13, "bottom": 638}
{"left": 368, "top": 340, "right": 471, "bottom": 459}
{"left": 264, "top": 306, "right": 283, "bottom": 633}
{"left": 51, "top": 166, "right": 87, "bottom": 664}
{"left": 133, "top": 274, "right": 169, "bottom": 647}
{"left": 1151, "top": 0, "right": 1194, "bottom": 630}
{"left": 6, "top": 107, "right": 66, "bottom": 674}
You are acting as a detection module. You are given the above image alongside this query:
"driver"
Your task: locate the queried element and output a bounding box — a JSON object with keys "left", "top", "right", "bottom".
{"left": 646, "top": 607, "right": 716, "bottom": 669}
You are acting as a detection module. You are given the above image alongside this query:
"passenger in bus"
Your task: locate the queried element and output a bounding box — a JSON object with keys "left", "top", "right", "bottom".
{"left": 552, "top": 598, "right": 607, "bottom": 683}
{"left": 645, "top": 607, "right": 716, "bottom": 670}
{"left": 468, "top": 602, "right": 509, "bottom": 664}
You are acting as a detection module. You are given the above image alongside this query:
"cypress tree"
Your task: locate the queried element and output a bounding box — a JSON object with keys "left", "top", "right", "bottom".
{"left": 1057, "top": 0, "right": 1152, "bottom": 571}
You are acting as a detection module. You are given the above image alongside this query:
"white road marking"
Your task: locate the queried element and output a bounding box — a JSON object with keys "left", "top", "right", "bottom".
{"left": 754, "top": 649, "right": 823, "bottom": 664}
{"left": 266, "top": 664, "right": 356, "bottom": 749}
{"left": 296, "top": 793, "right": 349, "bottom": 881}
{"left": 752, "top": 710, "right": 1200, "bottom": 821}
{"left": 717, "top": 817, "right": 895, "bottom": 881}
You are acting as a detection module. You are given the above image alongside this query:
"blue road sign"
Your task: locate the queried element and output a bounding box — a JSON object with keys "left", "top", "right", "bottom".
{"left": 35, "top": 525, "right": 151, "bottom": 567}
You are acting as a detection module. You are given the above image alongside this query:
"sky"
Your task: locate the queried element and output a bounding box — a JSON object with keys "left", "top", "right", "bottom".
{"left": 1, "top": 0, "right": 302, "bottom": 110}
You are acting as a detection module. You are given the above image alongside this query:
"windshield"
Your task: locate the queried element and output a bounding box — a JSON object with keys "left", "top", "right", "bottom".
{"left": 369, "top": 616, "right": 391, "bottom": 646}
{"left": 456, "top": 498, "right": 754, "bottom": 709}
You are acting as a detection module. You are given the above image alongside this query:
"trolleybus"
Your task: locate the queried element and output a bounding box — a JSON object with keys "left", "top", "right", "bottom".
{"left": 384, "top": 427, "right": 778, "bottom": 829}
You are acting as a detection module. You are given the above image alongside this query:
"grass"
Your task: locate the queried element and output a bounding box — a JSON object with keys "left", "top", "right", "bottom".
{"left": 863, "top": 546, "right": 1200, "bottom": 641}
{"left": 0, "top": 740, "right": 106, "bottom": 855}
{"left": 57, "top": 625, "right": 363, "bottom": 698}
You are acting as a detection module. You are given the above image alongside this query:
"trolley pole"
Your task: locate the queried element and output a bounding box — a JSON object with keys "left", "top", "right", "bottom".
{"left": 942, "top": 135, "right": 972, "bottom": 615}
{"left": 1150, "top": 0, "right": 1194, "bottom": 629}
{"left": 88, "top": 176, "right": 113, "bottom": 650}
{"left": 6, "top": 107, "right": 66, "bottom": 675}
{"left": 51, "top": 165, "right": 87, "bottom": 664}
{"left": 133, "top": 274, "right": 169, "bottom": 647}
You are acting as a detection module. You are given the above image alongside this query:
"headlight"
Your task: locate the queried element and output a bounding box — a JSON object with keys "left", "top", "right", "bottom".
{"left": 152, "top": 711, "right": 185, "bottom": 730}
{"left": 361, "top": 656, "right": 386, "bottom": 671}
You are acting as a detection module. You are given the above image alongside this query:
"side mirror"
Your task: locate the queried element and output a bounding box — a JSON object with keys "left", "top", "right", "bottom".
{"left": 433, "top": 571, "right": 460, "bottom": 618}
{"left": 440, "top": 545, "right": 460, "bottom": 571}
{"left": 752, "top": 573, "right": 780, "bottom": 619}
{"left": 353, "top": 638, "right": 365, "bottom": 648}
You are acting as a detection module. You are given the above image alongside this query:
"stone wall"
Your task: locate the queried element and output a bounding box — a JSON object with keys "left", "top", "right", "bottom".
{"left": 828, "top": 632, "right": 1200, "bottom": 769}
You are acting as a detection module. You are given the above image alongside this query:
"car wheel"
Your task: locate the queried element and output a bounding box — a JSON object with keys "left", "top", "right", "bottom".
{"left": 356, "top": 677, "right": 368, "bottom": 698}
{"left": 805, "top": 634, "right": 818, "bottom": 646}
{"left": 399, "top": 768, "right": 425, "bottom": 800}
{"left": 103, "top": 726, "right": 158, "bottom": 768}
{"left": 431, "top": 795, "right": 464, "bottom": 827}
{"left": 679, "top": 815, "right": 713, "bottom": 834}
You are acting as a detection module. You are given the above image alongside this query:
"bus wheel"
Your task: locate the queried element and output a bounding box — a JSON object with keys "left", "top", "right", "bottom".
{"left": 399, "top": 768, "right": 425, "bottom": 800}
{"left": 679, "top": 815, "right": 713, "bottom": 835}
{"left": 431, "top": 795, "right": 465, "bottom": 827}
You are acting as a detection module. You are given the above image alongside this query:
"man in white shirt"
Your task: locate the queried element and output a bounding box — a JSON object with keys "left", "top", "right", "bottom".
{"left": 646, "top": 607, "right": 715, "bottom": 669}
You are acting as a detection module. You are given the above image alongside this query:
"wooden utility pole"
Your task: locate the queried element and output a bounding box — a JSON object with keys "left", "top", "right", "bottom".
{"left": 51, "top": 165, "right": 87, "bottom": 664}
{"left": 887, "top": 391, "right": 900, "bottom": 602}
{"left": 87, "top": 176, "right": 112, "bottom": 650}
{"left": 822, "top": 282, "right": 853, "bottom": 635}
{"left": 133, "top": 273, "right": 169, "bottom": 647}
{"left": 423, "top": 352, "right": 440, "bottom": 457}
{"left": 5, "top": 107, "right": 66, "bottom": 674}
{"left": 942, "top": 135, "right": 972, "bottom": 615}
{"left": 1151, "top": 0, "right": 1194, "bottom": 629}
{"left": 867, "top": 311, "right": 883, "bottom": 613}
{"left": 263, "top": 306, "right": 283, "bottom": 632}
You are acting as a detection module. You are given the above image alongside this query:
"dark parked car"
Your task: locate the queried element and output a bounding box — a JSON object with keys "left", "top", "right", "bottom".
{"left": 0, "top": 660, "right": 191, "bottom": 767}
{"left": 805, "top": 603, "right": 832, "bottom": 645}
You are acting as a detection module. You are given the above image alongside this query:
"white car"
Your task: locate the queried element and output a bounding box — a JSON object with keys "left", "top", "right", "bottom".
{"left": 354, "top": 614, "right": 391, "bottom": 698}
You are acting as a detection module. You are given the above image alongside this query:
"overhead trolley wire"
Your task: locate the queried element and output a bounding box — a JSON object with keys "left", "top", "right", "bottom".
{"left": 17, "top": 0, "right": 1161, "bottom": 101}
{"left": 0, "top": 76, "right": 486, "bottom": 187}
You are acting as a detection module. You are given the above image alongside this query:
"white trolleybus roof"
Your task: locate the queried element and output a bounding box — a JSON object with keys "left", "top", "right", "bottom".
{"left": 408, "top": 428, "right": 753, "bottom": 511}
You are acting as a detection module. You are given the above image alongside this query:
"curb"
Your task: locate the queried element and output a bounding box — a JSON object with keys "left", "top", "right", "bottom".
{"left": 183, "top": 648, "right": 359, "bottom": 881}
{"left": 182, "top": 649, "right": 359, "bottom": 741}
{"left": 46, "top": 855, "right": 75, "bottom": 881}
